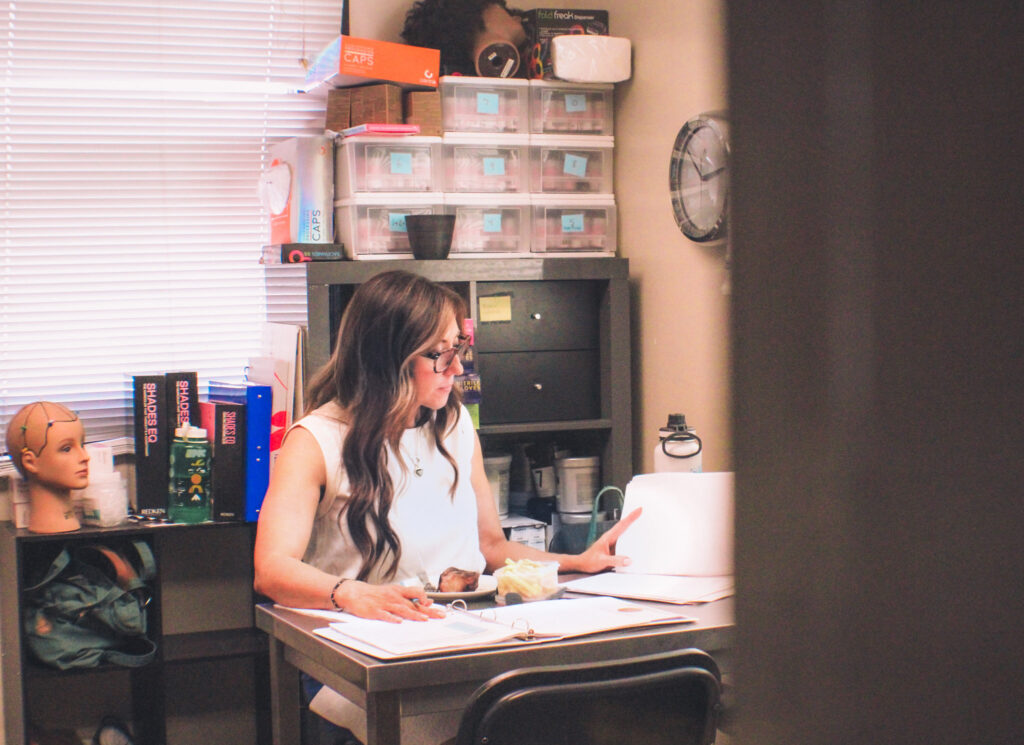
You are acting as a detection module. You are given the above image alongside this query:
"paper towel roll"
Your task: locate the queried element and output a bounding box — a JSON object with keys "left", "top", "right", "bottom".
{"left": 551, "top": 35, "right": 632, "bottom": 83}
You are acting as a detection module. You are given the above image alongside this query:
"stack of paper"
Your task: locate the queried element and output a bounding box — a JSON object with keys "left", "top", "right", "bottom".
{"left": 310, "top": 596, "right": 694, "bottom": 659}
{"left": 562, "top": 573, "right": 734, "bottom": 605}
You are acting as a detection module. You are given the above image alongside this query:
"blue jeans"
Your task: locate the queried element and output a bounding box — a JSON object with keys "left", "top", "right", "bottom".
{"left": 301, "top": 673, "right": 363, "bottom": 745}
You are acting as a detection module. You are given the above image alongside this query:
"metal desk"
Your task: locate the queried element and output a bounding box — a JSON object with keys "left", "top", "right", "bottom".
{"left": 256, "top": 593, "right": 734, "bottom": 745}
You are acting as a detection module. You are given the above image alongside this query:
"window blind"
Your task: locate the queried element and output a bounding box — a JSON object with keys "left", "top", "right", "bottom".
{"left": 1, "top": 0, "right": 340, "bottom": 449}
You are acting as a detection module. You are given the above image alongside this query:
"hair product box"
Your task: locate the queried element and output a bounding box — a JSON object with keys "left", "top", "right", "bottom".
{"left": 523, "top": 9, "right": 609, "bottom": 80}
{"left": 132, "top": 374, "right": 170, "bottom": 517}
{"left": 303, "top": 35, "right": 440, "bottom": 92}
{"left": 165, "top": 371, "right": 199, "bottom": 435}
{"left": 262, "top": 136, "right": 335, "bottom": 245}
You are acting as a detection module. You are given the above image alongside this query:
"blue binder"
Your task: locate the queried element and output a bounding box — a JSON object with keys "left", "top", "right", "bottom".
{"left": 208, "top": 380, "right": 273, "bottom": 522}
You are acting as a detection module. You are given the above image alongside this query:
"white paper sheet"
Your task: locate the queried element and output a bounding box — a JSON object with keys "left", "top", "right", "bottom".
{"left": 614, "top": 472, "right": 734, "bottom": 577}
{"left": 563, "top": 573, "right": 734, "bottom": 604}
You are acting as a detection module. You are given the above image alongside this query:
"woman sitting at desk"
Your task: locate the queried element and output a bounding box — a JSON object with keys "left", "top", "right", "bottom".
{"left": 253, "top": 270, "right": 638, "bottom": 742}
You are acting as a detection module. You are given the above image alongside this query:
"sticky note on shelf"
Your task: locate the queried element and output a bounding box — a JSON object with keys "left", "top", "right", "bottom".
{"left": 478, "top": 294, "right": 512, "bottom": 323}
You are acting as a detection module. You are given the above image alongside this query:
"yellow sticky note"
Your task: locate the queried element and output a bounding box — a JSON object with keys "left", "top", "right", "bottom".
{"left": 478, "top": 294, "right": 512, "bottom": 323}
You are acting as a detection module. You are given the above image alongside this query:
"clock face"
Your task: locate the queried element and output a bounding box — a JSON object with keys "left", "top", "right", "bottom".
{"left": 670, "top": 114, "right": 729, "bottom": 242}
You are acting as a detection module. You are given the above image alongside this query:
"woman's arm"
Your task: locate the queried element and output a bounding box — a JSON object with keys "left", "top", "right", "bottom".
{"left": 472, "top": 433, "right": 640, "bottom": 574}
{"left": 253, "top": 426, "right": 442, "bottom": 621}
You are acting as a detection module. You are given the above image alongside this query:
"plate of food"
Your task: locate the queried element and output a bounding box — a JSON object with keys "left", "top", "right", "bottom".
{"left": 425, "top": 569, "right": 497, "bottom": 601}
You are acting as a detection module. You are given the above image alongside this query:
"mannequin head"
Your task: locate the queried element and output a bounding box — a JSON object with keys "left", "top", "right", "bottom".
{"left": 5, "top": 401, "right": 88, "bottom": 532}
{"left": 402, "top": 0, "right": 527, "bottom": 76}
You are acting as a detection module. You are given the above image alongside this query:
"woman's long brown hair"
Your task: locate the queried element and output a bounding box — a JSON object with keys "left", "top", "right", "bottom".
{"left": 304, "top": 271, "right": 466, "bottom": 581}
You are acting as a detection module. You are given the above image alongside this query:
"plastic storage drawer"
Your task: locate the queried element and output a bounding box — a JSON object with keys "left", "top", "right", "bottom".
{"left": 440, "top": 75, "right": 529, "bottom": 134}
{"left": 528, "top": 80, "right": 614, "bottom": 135}
{"left": 334, "top": 193, "right": 444, "bottom": 259}
{"left": 530, "top": 195, "right": 616, "bottom": 254}
{"left": 446, "top": 193, "right": 531, "bottom": 255}
{"left": 334, "top": 135, "right": 441, "bottom": 196}
{"left": 529, "top": 135, "right": 614, "bottom": 193}
{"left": 443, "top": 133, "right": 529, "bottom": 193}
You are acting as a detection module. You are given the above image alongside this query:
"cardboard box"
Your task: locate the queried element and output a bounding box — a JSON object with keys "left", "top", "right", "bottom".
{"left": 524, "top": 9, "right": 609, "bottom": 79}
{"left": 350, "top": 83, "right": 403, "bottom": 127}
{"left": 403, "top": 90, "right": 442, "bottom": 136}
{"left": 303, "top": 35, "right": 440, "bottom": 92}
{"left": 325, "top": 88, "right": 352, "bottom": 132}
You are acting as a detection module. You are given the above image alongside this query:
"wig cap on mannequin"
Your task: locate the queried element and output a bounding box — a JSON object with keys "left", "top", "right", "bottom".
{"left": 5, "top": 401, "right": 80, "bottom": 477}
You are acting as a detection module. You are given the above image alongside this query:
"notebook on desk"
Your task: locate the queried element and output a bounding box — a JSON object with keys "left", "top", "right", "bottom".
{"left": 311, "top": 596, "right": 695, "bottom": 660}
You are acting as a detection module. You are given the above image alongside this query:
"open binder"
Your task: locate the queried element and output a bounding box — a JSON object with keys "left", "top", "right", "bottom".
{"left": 312, "top": 596, "right": 695, "bottom": 660}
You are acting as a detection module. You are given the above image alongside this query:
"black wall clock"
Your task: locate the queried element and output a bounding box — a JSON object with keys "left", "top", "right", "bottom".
{"left": 669, "top": 112, "right": 730, "bottom": 242}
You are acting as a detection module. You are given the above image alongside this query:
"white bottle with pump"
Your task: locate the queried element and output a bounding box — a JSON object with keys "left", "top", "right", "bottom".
{"left": 653, "top": 413, "right": 703, "bottom": 473}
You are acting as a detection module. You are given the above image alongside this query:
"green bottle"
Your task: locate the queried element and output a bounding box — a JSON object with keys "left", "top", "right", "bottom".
{"left": 168, "top": 424, "right": 213, "bottom": 523}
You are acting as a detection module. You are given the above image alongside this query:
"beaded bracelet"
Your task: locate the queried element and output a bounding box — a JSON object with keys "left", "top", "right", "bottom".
{"left": 330, "top": 577, "right": 350, "bottom": 611}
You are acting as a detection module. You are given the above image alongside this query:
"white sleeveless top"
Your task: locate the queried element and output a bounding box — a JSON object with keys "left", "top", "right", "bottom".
{"left": 295, "top": 401, "right": 485, "bottom": 585}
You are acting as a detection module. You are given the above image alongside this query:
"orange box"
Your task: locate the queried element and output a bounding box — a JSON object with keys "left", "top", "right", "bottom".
{"left": 303, "top": 35, "right": 440, "bottom": 91}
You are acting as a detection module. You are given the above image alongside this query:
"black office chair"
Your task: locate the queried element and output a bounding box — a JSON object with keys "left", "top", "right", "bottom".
{"left": 453, "top": 648, "right": 722, "bottom": 745}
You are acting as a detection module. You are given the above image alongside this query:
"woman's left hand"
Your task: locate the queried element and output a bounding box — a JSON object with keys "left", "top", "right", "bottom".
{"left": 571, "top": 506, "right": 643, "bottom": 574}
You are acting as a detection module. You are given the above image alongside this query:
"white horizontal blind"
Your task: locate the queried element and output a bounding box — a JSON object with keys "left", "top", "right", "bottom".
{"left": 1, "top": 0, "right": 341, "bottom": 446}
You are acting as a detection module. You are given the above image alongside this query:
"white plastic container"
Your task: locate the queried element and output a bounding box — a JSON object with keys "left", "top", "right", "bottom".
{"left": 333, "top": 193, "right": 444, "bottom": 259}
{"left": 441, "top": 75, "right": 529, "bottom": 133}
{"left": 77, "top": 442, "right": 129, "bottom": 527}
{"left": 555, "top": 455, "right": 600, "bottom": 514}
{"left": 334, "top": 135, "right": 441, "bottom": 196}
{"left": 529, "top": 135, "right": 614, "bottom": 194}
{"left": 443, "top": 133, "right": 529, "bottom": 193}
{"left": 483, "top": 453, "right": 512, "bottom": 518}
{"left": 446, "top": 193, "right": 531, "bottom": 255}
{"left": 528, "top": 80, "right": 614, "bottom": 135}
{"left": 531, "top": 194, "right": 617, "bottom": 255}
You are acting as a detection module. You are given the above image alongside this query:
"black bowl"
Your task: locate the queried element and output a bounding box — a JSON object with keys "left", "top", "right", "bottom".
{"left": 405, "top": 214, "right": 456, "bottom": 260}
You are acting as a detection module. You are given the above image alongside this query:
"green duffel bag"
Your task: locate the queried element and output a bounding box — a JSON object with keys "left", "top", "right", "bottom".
{"left": 22, "top": 539, "right": 157, "bottom": 670}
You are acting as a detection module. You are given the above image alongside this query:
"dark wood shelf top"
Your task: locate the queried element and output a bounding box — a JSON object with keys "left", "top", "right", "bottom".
{"left": 162, "top": 627, "right": 268, "bottom": 663}
{"left": 305, "top": 257, "right": 628, "bottom": 285}
{"left": 477, "top": 418, "right": 613, "bottom": 435}
{"left": 3, "top": 518, "right": 253, "bottom": 543}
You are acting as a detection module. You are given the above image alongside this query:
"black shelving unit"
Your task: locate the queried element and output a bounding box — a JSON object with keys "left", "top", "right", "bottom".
{"left": 300, "top": 257, "right": 633, "bottom": 488}
{"left": 0, "top": 520, "right": 270, "bottom": 745}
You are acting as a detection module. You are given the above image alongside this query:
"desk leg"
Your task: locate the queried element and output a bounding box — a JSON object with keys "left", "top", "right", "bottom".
{"left": 365, "top": 691, "right": 401, "bottom": 745}
{"left": 268, "top": 635, "right": 302, "bottom": 745}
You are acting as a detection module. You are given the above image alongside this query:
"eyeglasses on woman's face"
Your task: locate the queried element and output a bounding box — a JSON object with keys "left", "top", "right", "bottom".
{"left": 420, "top": 335, "right": 469, "bottom": 373}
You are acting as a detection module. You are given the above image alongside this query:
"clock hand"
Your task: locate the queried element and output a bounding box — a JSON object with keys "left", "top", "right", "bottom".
{"left": 686, "top": 151, "right": 705, "bottom": 179}
{"left": 700, "top": 165, "right": 726, "bottom": 181}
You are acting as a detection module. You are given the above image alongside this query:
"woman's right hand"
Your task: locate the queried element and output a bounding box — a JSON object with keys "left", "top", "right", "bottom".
{"left": 336, "top": 580, "right": 446, "bottom": 623}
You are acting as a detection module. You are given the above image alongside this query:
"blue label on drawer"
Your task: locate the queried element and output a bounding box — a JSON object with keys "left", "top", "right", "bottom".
{"left": 389, "top": 213, "right": 408, "bottom": 232}
{"left": 390, "top": 152, "right": 413, "bottom": 175}
{"left": 563, "top": 153, "right": 589, "bottom": 177}
{"left": 561, "top": 213, "right": 585, "bottom": 232}
{"left": 477, "top": 92, "right": 500, "bottom": 114}
{"left": 483, "top": 212, "right": 503, "bottom": 232}
{"left": 483, "top": 157, "right": 506, "bottom": 176}
{"left": 564, "top": 93, "right": 588, "bottom": 113}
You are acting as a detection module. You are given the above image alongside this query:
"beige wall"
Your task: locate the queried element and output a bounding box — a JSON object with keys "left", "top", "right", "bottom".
{"left": 355, "top": 0, "right": 732, "bottom": 474}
